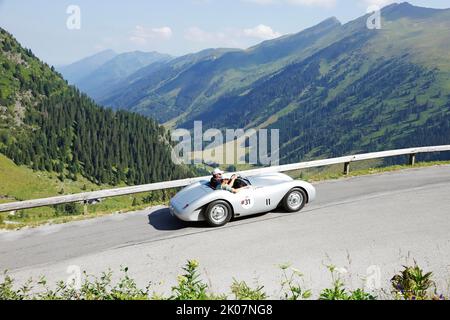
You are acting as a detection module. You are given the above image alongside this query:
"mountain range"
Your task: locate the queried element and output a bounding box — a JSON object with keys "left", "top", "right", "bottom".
{"left": 60, "top": 2, "right": 450, "bottom": 165}
{"left": 58, "top": 50, "right": 172, "bottom": 100}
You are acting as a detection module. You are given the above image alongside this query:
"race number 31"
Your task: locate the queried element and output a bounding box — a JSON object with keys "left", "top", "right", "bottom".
{"left": 241, "top": 196, "right": 254, "bottom": 209}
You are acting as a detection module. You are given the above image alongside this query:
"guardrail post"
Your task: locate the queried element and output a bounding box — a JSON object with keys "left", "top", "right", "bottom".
{"left": 344, "top": 162, "right": 350, "bottom": 175}
{"left": 83, "top": 201, "right": 88, "bottom": 215}
{"left": 409, "top": 153, "right": 416, "bottom": 166}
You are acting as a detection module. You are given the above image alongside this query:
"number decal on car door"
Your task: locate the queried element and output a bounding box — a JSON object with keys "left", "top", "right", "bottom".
{"left": 240, "top": 196, "right": 254, "bottom": 209}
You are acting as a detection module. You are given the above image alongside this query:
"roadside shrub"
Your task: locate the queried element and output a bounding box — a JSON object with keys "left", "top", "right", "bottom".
{"left": 132, "top": 197, "right": 139, "bottom": 207}
{"left": 319, "top": 265, "right": 376, "bottom": 300}
{"left": 142, "top": 189, "right": 179, "bottom": 205}
{"left": 231, "top": 280, "right": 267, "bottom": 300}
{"left": 279, "top": 263, "right": 311, "bottom": 300}
{"left": 35, "top": 267, "right": 151, "bottom": 300}
{"left": 348, "top": 288, "right": 376, "bottom": 300}
{"left": 8, "top": 210, "right": 29, "bottom": 220}
{"left": 391, "top": 262, "right": 436, "bottom": 300}
{"left": 53, "top": 203, "right": 82, "bottom": 216}
{"left": 170, "top": 260, "right": 210, "bottom": 300}
{"left": 0, "top": 272, "right": 33, "bottom": 300}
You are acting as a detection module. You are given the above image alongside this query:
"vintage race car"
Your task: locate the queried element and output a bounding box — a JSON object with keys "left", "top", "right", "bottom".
{"left": 169, "top": 172, "right": 316, "bottom": 227}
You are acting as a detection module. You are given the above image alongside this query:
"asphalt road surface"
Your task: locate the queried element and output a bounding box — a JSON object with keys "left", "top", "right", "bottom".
{"left": 1, "top": 165, "right": 450, "bottom": 298}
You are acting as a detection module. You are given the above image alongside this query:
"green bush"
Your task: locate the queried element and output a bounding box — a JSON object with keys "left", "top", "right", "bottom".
{"left": 391, "top": 262, "right": 436, "bottom": 300}
{"left": 231, "top": 280, "right": 267, "bottom": 300}
{"left": 170, "top": 260, "right": 211, "bottom": 300}
{"left": 53, "top": 203, "right": 82, "bottom": 216}
{"left": 319, "top": 265, "right": 376, "bottom": 300}
{"left": 0, "top": 272, "right": 33, "bottom": 300}
{"left": 30, "top": 267, "right": 150, "bottom": 300}
{"left": 279, "top": 263, "right": 311, "bottom": 300}
{"left": 348, "top": 288, "right": 376, "bottom": 301}
{"left": 8, "top": 210, "right": 29, "bottom": 220}
{"left": 142, "top": 189, "right": 179, "bottom": 205}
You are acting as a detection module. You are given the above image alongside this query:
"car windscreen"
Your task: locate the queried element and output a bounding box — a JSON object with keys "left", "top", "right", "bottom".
{"left": 234, "top": 176, "right": 251, "bottom": 187}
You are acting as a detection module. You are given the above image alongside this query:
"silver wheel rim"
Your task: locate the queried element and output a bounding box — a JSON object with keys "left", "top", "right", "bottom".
{"left": 287, "top": 191, "right": 303, "bottom": 211}
{"left": 210, "top": 204, "right": 228, "bottom": 224}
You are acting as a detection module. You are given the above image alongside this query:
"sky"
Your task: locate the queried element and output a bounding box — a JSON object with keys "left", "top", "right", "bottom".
{"left": 0, "top": 0, "right": 449, "bottom": 66}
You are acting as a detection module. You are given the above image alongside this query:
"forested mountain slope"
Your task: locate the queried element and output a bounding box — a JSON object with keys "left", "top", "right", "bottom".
{"left": 0, "top": 28, "right": 193, "bottom": 186}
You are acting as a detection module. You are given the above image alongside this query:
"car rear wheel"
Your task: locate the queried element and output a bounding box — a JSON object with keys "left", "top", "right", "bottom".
{"left": 282, "top": 188, "right": 307, "bottom": 212}
{"left": 205, "top": 200, "right": 232, "bottom": 227}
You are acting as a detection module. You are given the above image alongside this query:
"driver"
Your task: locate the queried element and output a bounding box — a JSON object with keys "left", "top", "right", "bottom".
{"left": 210, "top": 168, "right": 247, "bottom": 193}
{"left": 210, "top": 168, "right": 224, "bottom": 189}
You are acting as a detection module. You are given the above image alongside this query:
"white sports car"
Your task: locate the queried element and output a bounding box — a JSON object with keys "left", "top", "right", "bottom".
{"left": 169, "top": 172, "right": 316, "bottom": 227}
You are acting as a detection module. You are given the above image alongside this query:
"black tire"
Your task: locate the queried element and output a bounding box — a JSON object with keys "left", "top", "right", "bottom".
{"left": 282, "top": 188, "right": 307, "bottom": 213}
{"left": 204, "top": 200, "right": 233, "bottom": 227}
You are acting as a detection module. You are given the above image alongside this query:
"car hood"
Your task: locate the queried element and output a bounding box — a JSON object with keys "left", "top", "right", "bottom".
{"left": 248, "top": 173, "right": 293, "bottom": 187}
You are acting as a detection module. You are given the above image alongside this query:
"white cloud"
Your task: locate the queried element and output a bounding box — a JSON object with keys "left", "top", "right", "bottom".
{"left": 184, "top": 27, "right": 242, "bottom": 47}
{"left": 130, "top": 26, "right": 173, "bottom": 45}
{"left": 184, "top": 24, "right": 283, "bottom": 46}
{"left": 243, "top": 24, "right": 282, "bottom": 40}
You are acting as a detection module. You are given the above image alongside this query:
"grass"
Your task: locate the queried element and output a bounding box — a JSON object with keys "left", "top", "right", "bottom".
{"left": 0, "top": 154, "right": 58, "bottom": 201}
{"left": 1, "top": 193, "right": 175, "bottom": 231}
{"left": 0, "top": 153, "right": 178, "bottom": 230}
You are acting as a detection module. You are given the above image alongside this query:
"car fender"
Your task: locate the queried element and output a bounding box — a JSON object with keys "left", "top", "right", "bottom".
{"left": 283, "top": 180, "right": 316, "bottom": 203}
{"left": 188, "top": 190, "right": 236, "bottom": 220}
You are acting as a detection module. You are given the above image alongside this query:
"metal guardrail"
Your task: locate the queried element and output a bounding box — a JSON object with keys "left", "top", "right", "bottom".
{"left": 1, "top": 145, "right": 449, "bottom": 213}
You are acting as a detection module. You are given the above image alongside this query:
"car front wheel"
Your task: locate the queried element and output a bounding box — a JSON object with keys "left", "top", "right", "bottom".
{"left": 205, "top": 200, "right": 232, "bottom": 227}
{"left": 282, "top": 188, "right": 307, "bottom": 212}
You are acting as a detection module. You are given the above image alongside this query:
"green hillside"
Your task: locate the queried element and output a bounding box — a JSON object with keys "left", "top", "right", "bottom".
{"left": 0, "top": 153, "right": 58, "bottom": 202}
{"left": 0, "top": 153, "right": 179, "bottom": 229}
{"left": 0, "top": 27, "right": 193, "bottom": 186}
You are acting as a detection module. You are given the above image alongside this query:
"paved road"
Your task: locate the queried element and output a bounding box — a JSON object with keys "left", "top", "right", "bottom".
{"left": 1, "top": 165, "right": 450, "bottom": 298}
